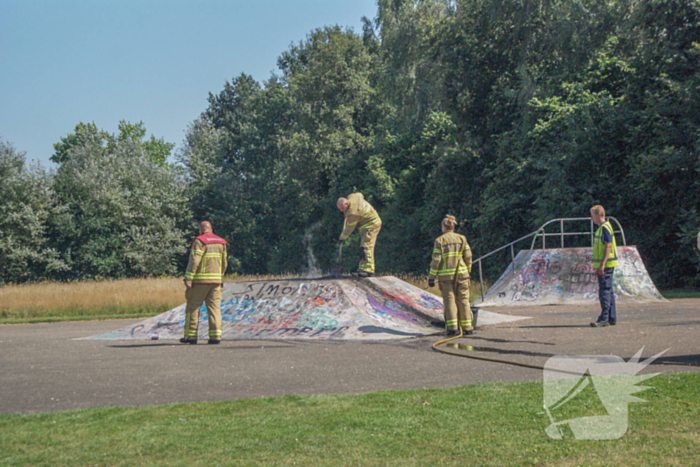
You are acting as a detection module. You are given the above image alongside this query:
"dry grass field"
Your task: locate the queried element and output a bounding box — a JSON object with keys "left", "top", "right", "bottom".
{"left": 0, "top": 273, "right": 486, "bottom": 323}
{"left": 0, "top": 277, "right": 185, "bottom": 322}
{"left": 0, "top": 275, "right": 285, "bottom": 322}
{"left": 0, "top": 277, "right": 183, "bottom": 314}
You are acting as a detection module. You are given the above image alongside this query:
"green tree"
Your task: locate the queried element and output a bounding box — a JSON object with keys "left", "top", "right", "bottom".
{"left": 52, "top": 120, "right": 174, "bottom": 166}
{"left": 183, "top": 74, "right": 274, "bottom": 273}
{"left": 189, "top": 27, "right": 381, "bottom": 274}
{"left": 179, "top": 0, "right": 700, "bottom": 287}
{"left": 51, "top": 124, "right": 188, "bottom": 279}
{"left": 0, "top": 137, "right": 67, "bottom": 283}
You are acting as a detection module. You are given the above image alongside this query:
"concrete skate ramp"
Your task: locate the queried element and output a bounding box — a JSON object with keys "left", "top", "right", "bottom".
{"left": 84, "top": 276, "right": 527, "bottom": 341}
{"left": 478, "top": 246, "right": 666, "bottom": 307}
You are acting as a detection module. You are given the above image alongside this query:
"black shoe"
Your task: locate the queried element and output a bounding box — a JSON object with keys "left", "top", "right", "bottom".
{"left": 609, "top": 320, "right": 617, "bottom": 326}
{"left": 179, "top": 338, "right": 197, "bottom": 344}
{"left": 353, "top": 271, "right": 374, "bottom": 278}
{"left": 462, "top": 329, "right": 473, "bottom": 336}
{"left": 446, "top": 330, "right": 460, "bottom": 337}
{"left": 590, "top": 321, "right": 609, "bottom": 328}
{"left": 208, "top": 339, "right": 221, "bottom": 345}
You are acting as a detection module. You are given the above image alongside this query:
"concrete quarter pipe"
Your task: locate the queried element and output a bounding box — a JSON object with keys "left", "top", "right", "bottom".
{"left": 478, "top": 246, "right": 666, "bottom": 307}
{"left": 83, "top": 276, "right": 527, "bottom": 341}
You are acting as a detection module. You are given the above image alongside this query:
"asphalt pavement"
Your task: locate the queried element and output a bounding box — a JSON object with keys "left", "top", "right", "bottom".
{"left": 1, "top": 298, "right": 698, "bottom": 414}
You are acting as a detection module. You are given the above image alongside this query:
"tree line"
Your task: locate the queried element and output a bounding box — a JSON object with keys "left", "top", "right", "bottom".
{"left": 2, "top": 0, "right": 699, "bottom": 288}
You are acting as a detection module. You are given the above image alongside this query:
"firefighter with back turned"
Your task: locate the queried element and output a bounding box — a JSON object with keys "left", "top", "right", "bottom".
{"left": 428, "top": 215, "right": 473, "bottom": 337}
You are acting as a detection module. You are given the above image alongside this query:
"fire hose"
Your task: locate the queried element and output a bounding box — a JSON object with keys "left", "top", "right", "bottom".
{"left": 431, "top": 328, "right": 700, "bottom": 407}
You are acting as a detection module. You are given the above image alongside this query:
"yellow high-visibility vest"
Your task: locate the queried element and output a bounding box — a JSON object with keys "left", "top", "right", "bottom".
{"left": 592, "top": 221, "right": 618, "bottom": 269}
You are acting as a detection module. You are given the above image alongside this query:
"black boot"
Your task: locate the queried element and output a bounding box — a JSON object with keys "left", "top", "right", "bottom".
{"left": 179, "top": 338, "right": 197, "bottom": 344}
{"left": 353, "top": 271, "right": 374, "bottom": 277}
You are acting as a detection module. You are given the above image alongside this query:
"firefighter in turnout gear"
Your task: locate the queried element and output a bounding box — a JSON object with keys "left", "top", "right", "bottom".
{"left": 428, "top": 215, "right": 473, "bottom": 337}
{"left": 337, "top": 193, "right": 382, "bottom": 277}
{"left": 181, "top": 221, "right": 228, "bottom": 344}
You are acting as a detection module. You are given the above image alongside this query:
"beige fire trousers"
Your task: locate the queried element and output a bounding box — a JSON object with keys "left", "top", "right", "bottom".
{"left": 439, "top": 274, "right": 472, "bottom": 331}
{"left": 359, "top": 224, "right": 381, "bottom": 273}
{"left": 184, "top": 284, "right": 222, "bottom": 341}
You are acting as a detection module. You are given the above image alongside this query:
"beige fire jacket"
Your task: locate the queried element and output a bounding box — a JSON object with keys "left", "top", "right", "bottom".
{"left": 340, "top": 193, "right": 382, "bottom": 241}
{"left": 184, "top": 233, "right": 228, "bottom": 286}
{"left": 429, "top": 231, "right": 472, "bottom": 282}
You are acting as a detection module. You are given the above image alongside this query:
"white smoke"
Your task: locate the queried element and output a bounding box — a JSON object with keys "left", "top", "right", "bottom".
{"left": 303, "top": 221, "right": 323, "bottom": 278}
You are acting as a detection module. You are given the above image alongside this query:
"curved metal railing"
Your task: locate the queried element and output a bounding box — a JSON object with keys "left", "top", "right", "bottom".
{"left": 528, "top": 217, "right": 626, "bottom": 250}
{"left": 472, "top": 217, "right": 626, "bottom": 303}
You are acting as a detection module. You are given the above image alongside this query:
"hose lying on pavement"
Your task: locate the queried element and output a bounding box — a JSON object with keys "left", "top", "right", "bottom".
{"left": 432, "top": 330, "right": 700, "bottom": 406}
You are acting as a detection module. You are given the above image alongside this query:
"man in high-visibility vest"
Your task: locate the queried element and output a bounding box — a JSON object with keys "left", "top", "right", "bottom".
{"left": 590, "top": 205, "right": 618, "bottom": 327}
{"left": 337, "top": 193, "right": 382, "bottom": 277}
{"left": 181, "top": 221, "right": 228, "bottom": 344}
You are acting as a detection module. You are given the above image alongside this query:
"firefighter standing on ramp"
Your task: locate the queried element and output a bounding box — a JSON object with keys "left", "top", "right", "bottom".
{"left": 337, "top": 193, "right": 382, "bottom": 277}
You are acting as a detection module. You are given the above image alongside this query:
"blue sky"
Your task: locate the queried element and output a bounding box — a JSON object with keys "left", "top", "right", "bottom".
{"left": 0, "top": 0, "right": 377, "bottom": 166}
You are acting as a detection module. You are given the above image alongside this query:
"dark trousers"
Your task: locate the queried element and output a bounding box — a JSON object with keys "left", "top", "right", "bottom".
{"left": 597, "top": 267, "right": 616, "bottom": 322}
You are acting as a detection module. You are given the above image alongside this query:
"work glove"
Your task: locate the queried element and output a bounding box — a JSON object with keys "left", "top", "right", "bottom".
{"left": 428, "top": 277, "right": 435, "bottom": 288}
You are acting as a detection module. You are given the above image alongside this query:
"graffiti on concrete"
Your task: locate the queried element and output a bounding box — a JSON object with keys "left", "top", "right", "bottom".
{"left": 480, "top": 246, "right": 666, "bottom": 307}
{"left": 83, "top": 276, "right": 527, "bottom": 341}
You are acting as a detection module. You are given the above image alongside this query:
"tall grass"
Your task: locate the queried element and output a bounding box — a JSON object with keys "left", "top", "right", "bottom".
{"left": 0, "top": 277, "right": 185, "bottom": 313}
{"left": 0, "top": 277, "right": 187, "bottom": 322}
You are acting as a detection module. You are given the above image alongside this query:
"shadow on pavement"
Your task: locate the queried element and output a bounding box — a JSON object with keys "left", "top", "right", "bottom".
{"left": 108, "top": 343, "right": 296, "bottom": 349}
{"left": 518, "top": 325, "right": 591, "bottom": 329}
{"left": 468, "top": 336, "right": 557, "bottom": 346}
{"left": 653, "top": 354, "right": 700, "bottom": 367}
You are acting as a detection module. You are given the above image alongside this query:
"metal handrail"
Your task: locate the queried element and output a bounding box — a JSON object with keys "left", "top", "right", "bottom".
{"left": 528, "top": 217, "right": 626, "bottom": 250}
{"left": 472, "top": 217, "right": 627, "bottom": 303}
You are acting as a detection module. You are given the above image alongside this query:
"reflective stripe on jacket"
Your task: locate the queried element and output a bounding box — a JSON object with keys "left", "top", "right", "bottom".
{"left": 429, "top": 231, "right": 472, "bottom": 281}
{"left": 340, "top": 193, "right": 382, "bottom": 241}
{"left": 185, "top": 233, "right": 228, "bottom": 285}
{"left": 592, "top": 221, "right": 618, "bottom": 269}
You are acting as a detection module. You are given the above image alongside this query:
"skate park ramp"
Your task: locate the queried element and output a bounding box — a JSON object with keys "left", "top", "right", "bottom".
{"left": 478, "top": 246, "right": 666, "bottom": 307}
{"left": 83, "top": 276, "right": 527, "bottom": 341}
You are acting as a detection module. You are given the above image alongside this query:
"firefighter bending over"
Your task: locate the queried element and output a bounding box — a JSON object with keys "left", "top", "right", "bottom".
{"left": 337, "top": 193, "right": 382, "bottom": 277}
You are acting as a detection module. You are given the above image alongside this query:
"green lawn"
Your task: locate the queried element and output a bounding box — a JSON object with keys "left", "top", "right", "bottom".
{"left": 660, "top": 289, "right": 700, "bottom": 299}
{"left": 1, "top": 372, "right": 698, "bottom": 466}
